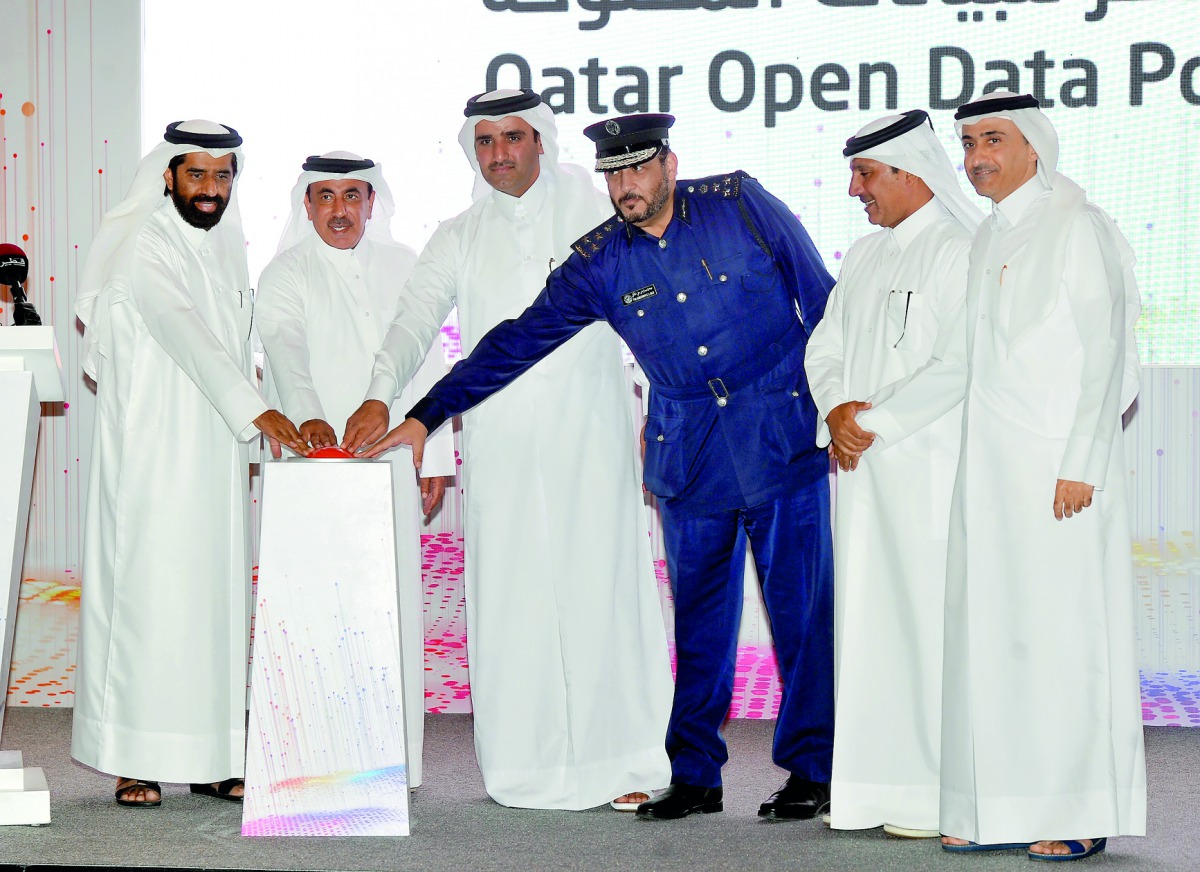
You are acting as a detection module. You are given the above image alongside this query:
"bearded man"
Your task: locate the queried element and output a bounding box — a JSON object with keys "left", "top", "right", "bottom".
{"left": 73, "top": 120, "right": 307, "bottom": 807}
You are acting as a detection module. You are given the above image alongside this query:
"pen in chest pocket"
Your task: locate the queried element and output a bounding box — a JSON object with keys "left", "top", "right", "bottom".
{"left": 889, "top": 289, "right": 913, "bottom": 348}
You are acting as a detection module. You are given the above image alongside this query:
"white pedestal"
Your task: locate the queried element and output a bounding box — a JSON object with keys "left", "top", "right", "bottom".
{"left": 0, "top": 751, "right": 49, "bottom": 826}
{"left": 242, "top": 459, "right": 410, "bottom": 837}
{"left": 1, "top": 372, "right": 39, "bottom": 742}
{"left": 0, "top": 326, "right": 65, "bottom": 403}
{"left": 0, "top": 334, "right": 64, "bottom": 828}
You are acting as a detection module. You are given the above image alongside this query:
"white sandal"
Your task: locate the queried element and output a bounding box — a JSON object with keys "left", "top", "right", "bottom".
{"left": 610, "top": 790, "right": 654, "bottom": 812}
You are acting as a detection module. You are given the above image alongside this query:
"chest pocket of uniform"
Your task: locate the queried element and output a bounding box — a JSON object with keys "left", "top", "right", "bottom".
{"left": 886, "top": 290, "right": 927, "bottom": 351}
{"left": 643, "top": 414, "right": 688, "bottom": 499}
{"left": 712, "top": 251, "right": 775, "bottom": 294}
{"left": 612, "top": 283, "right": 674, "bottom": 355}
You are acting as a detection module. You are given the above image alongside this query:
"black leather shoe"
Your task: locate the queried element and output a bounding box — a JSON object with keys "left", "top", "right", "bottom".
{"left": 635, "top": 783, "right": 723, "bottom": 820}
{"left": 757, "top": 775, "right": 830, "bottom": 820}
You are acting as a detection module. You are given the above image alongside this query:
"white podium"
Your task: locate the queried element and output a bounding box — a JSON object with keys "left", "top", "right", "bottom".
{"left": 0, "top": 326, "right": 63, "bottom": 826}
{"left": 242, "top": 459, "right": 411, "bottom": 837}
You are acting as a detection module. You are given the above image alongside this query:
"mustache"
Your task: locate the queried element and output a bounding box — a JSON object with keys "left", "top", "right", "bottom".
{"left": 189, "top": 194, "right": 225, "bottom": 204}
{"left": 488, "top": 160, "right": 516, "bottom": 171}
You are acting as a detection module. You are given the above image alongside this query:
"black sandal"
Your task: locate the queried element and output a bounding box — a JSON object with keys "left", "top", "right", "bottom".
{"left": 115, "top": 778, "right": 162, "bottom": 807}
{"left": 189, "top": 778, "right": 244, "bottom": 803}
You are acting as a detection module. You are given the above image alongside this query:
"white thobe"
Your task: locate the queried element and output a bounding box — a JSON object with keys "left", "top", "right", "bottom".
{"left": 366, "top": 170, "right": 673, "bottom": 809}
{"left": 73, "top": 200, "right": 268, "bottom": 782}
{"left": 873, "top": 176, "right": 1146, "bottom": 842}
{"left": 255, "top": 235, "right": 455, "bottom": 788}
{"left": 805, "top": 199, "right": 970, "bottom": 831}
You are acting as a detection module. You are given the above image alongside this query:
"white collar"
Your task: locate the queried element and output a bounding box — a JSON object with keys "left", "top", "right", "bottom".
{"left": 162, "top": 197, "right": 214, "bottom": 249}
{"left": 889, "top": 197, "right": 946, "bottom": 252}
{"left": 489, "top": 169, "right": 550, "bottom": 220}
{"left": 315, "top": 235, "right": 367, "bottom": 269}
{"left": 992, "top": 174, "right": 1050, "bottom": 229}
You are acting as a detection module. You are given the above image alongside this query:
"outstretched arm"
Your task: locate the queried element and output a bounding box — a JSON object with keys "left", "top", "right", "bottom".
{"left": 359, "top": 254, "right": 609, "bottom": 451}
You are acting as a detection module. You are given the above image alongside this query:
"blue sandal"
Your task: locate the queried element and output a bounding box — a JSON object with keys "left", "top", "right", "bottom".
{"left": 941, "top": 840, "right": 1032, "bottom": 853}
{"left": 1027, "top": 838, "right": 1107, "bottom": 862}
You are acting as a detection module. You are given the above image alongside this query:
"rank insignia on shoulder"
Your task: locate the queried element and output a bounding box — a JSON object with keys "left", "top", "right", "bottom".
{"left": 571, "top": 220, "right": 619, "bottom": 260}
{"left": 622, "top": 285, "right": 657, "bottom": 305}
{"left": 685, "top": 170, "right": 750, "bottom": 199}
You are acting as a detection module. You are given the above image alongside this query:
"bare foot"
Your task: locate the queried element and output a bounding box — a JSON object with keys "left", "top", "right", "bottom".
{"left": 613, "top": 792, "right": 650, "bottom": 805}
{"left": 941, "top": 836, "right": 970, "bottom": 847}
{"left": 116, "top": 777, "right": 161, "bottom": 805}
{"left": 1029, "top": 839, "right": 1094, "bottom": 857}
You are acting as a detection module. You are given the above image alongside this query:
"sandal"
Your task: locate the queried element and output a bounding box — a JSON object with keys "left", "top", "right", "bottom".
{"left": 189, "top": 778, "right": 245, "bottom": 803}
{"left": 941, "top": 839, "right": 1031, "bottom": 853}
{"left": 610, "top": 791, "right": 652, "bottom": 812}
{"left": 1028, "top": 838, "right": 1107, "bottom": 862}
{"left": 115, "top": 778, "right": 162, "bottom": 808}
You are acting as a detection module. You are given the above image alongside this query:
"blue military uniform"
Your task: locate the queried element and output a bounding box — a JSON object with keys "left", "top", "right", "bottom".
{"left": 409, "top": 171, "right": 835, "bottom": 791}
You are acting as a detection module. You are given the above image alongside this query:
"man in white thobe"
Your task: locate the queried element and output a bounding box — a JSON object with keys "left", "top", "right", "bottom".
{"left": 256, "top": 152, "right": 454, "bottom": 788}
{"left": 804, "top": 110, "right": 981, "bottom": 838}
{"left": 342, "top": 89, "right": 673, "bottom": 810}
{"left": 863, "top": 92, "right": 1144, "bottom": 859}
{"left": 73, "top": 120, "right": 308, "bottom": 807}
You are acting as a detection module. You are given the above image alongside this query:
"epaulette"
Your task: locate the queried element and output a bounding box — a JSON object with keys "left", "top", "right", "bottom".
{"left": 571, "top": 216, "right": 623, "bottom": 260}
{"left": 681, "top": 170, "right": 751, "bottom": 199}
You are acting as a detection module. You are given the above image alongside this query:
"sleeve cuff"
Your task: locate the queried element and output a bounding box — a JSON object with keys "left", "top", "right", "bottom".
{"left": 1058, "top": 434, "right": 1111, "bottom": 489}
{"left": 366, "top": 373, "right": 401, "bottom": 406}
{"left": 815, "top": 419, "right": 831, "bottom": 448}
{"left": 217, "top": 382, "right": 269, "bottom": 442}
{"left": 289, "top": 392, "right": 326, "bottom": 427}
{"left": 854, "top": 407, "right": 898, "bottom": 452}
{"left": 408, "top": 397, "right": 451, "bottom": 435}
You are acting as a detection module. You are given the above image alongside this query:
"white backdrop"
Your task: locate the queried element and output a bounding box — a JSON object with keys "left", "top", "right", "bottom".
{"left": 144, "top": 0, "right": 1199, "bottom": 364}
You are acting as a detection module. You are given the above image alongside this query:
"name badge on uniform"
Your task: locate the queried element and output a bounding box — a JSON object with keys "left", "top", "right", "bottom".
{"left": 622, "top": 284, "right": 657, "bottom": 306}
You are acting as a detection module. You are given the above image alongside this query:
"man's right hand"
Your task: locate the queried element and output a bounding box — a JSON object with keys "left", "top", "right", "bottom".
{"left": 254, "top": 410, "right": 309, "bottom": 457}
{"left": 301, "top": 419, "right": 338, "bottom": 450}
{"left": 826, "top": 400, "right": 876, "bottom": 456}
{"left": 341, "top": 400, "right": 389, "bottom": 454}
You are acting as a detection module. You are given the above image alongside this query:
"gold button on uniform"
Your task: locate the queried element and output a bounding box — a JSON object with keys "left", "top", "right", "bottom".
{"left": 677, "top": 292, "right": 687, "bottom": 302}
{"left": 698, "top": 346, "right": 708, "bottom": 356}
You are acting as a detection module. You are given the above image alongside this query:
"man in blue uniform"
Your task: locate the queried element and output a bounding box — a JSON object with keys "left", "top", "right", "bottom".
{"left": 359, "top": 114, "right": 836, "bottom": 821}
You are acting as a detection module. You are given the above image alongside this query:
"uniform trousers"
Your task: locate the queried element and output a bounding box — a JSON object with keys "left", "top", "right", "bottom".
{"left": 659, "top": 476, "right": 834, "bottom": 788}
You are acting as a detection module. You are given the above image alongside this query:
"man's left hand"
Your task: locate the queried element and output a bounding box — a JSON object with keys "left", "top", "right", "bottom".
{"left": 831, "top": 442, "right": 860, "bottom": 472}
{"left": 1053, "top": 479, "right": 1094, "bottom": 520}
{"left": 420, "top": 476, "right": 447, "bottom": 518}
{"left": 300, "top": 418, "right": 338, "bottom": 450}
{"left": 363, "top": 418, "right": 429, "bottom": 464}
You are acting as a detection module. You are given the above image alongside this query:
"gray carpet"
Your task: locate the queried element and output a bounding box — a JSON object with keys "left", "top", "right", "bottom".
{"left": 0, "top": 709, "right": 1194, "bottom": 871}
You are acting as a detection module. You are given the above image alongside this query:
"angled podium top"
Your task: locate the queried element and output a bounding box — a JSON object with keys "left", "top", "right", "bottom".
{"left": 0, "top": 326, "right": 65, "bottom": 403}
